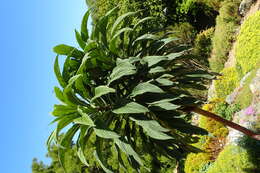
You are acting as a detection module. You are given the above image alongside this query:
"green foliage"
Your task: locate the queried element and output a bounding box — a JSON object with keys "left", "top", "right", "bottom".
{"left": 215, "top": 67, "right": 239, "bottom": 99}
{"left": 209, "top": 0, "right": 241, "bottom": 72}
{"left": 193, "top": 27, "right": 214, "bottom": 66}
{"left": 184, "top": 152, "right": 212, "bottom": 173}
{"left": 197, "top": 0, "right": 225, "bottom": 11}
{"left": 235, "top": 11, "right": 260, "bottom": 75}
{"left": 206, "top": 145, "right": 257, "bottom": 173}
{"left": 213, "top": 102, "right": 240, "bottom": 121}
{"left": 49, "top": 9, "right": 214, "bottom": 172}
{"left": 169, "top": 22, "right": 197, "bottom": 44}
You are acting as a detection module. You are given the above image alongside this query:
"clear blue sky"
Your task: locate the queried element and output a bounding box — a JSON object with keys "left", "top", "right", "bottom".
{"left": 0, "top": 1, "right": 89, "bottom": 172}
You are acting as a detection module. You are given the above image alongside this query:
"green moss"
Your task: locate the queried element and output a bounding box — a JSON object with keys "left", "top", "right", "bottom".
{"left": 235, "top": 11, "right": 260, "bottom": 75}
{"left": 206, "top": 145, "right": 256, "bottom": 173}
{"left": 209, "top": 0, "right": 240, "bottom": 72}
{"left": 214, "top": 67, "right": 239, "bottom": 99}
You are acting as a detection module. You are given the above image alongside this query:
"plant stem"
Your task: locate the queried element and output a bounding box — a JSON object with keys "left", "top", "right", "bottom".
{"left": 184, "top": 106, "right": 260, "bottom": 140}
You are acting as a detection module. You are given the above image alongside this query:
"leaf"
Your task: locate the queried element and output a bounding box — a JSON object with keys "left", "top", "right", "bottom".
{"left": 81, "top": 9, "right": 91, "bottom": 41}
{"left": 133, "top": 34, "right": 158, "bottom": 45}
{"left": 58, "top": 124, "right": 80, "bottom": 172}
{"left": 149, "top": 102, "right": 180, "bottom": 111}
{"left": 185, "top": 73, "right": 214, "bottom": 79}
{"left": 91, "top": 85, "right": 115, "bottom": 101}
{"left": 75, "top": 30, "right": 86, "bottom": 50}
{"left": 130, "top": 117, "right": 173, "bottom": 140}
{"left": 54, "top": 87, "right": 66, "bottom": 103}
{"left": 109, "top": 59, "right": 136, "bottom": 84}
{"left": 73, "top": 106, "right": 95, "bottom": 126}
{"left": 54, "top": 56, "right": 67, "bottom": 88}
{"left": 109, "top": 27, "right": 133, "bottom": 53}
{"left": 149, "top": 66, "right": 166, "bottom": 74}
{"left": 157, "top": 37, "right": 179, "bottom": 52}
{"left": 94, "top": 128, "right": 120, "bottom": 139}
{"left": 133, "top": 16, "right": 155, "bottom": 30}
{"left": 77, "top": 147, "right": 89, "bottom": 166}
{"left": 166, "top": 51, "right": 185, "bottom": 60}
{"left": 131, "top": 82, "right": 164, "bottom": 97}
{"left": 155, "top": 78, "right": 174, "bottom": 86}
{"left": 93, "top": 149, "right": 113, "bottom": 173}
{"left": 56, "top": 113, "right": 80, "bottom": 141}
{"left": 111, "top": 11, "right": 137, "bottom": 36}
{"left": 52, "top": 104, "right": 77, "bottom": 117}
{"left": 142, "top": 55, "right": 168, "bottom": 67}
{"left": 112, "top": 102, "right": 149, "bottom": 114}
{"left": 53, "top": 44, "right": 84, "bottom": 58}
{"left": 46, "top": 129, "right": 56, "bottom": 149}
{"left": 114, "top": 138, "right": 143, "bottom": 166}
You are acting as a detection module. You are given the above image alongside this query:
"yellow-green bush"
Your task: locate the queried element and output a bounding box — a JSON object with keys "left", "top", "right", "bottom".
{"left": 235, "top": 11, "right": 260, "bottom": 75}
{"left": 209, "top": 0, "right": 240, "bottom": 72}
{"left": 184, "top": 152, "right": 212, "bottom": 173}
{"left": 206, "top": 145, "right": 256, "bottom": 173}
{"left": 169, "top": 22, "right": 197, "bottom": 44}
{"left": 214, "top": 67, "right": 239, "bottom": 99}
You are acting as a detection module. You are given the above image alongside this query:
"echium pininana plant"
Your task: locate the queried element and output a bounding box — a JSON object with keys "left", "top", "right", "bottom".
{"left": 48, "top": 7, "right": 218, "bottom": 172}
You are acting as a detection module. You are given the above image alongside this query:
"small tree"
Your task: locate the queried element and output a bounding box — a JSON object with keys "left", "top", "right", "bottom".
{"left": 48, "top": 7, "right": 259, "bottom": 172}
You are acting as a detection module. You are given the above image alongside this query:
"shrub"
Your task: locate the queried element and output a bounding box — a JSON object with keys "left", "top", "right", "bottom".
{"left": 235, "top": 11, "right": 260, "bottom": 75}
{"left": 197, "top": 0, "right": 225, "bottom": 11}
{"left": 214, "top": 67, "right": 239, "bottom": 99}
{"left": 169, "top": 22, "right": 197, "bottom": 44}
{"left": 213, "top": 102, "right": 241, "bottom": 120}
{"left": 206, "top": 145, "right": 256, "bottom": 173}
{"left": 184, "top": 152, "right": 212, "bottom": 173}
{"left": 193, "top": 27, "right": 215, "bottom": 66}
{"left": 209, "top": 1, "right": 240, "bottom": 72}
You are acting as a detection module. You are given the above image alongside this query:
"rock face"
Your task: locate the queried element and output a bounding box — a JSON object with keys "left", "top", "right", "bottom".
{"left": 239, "top": 0, "right": 256, "bottom": 16}
{"left": 225, "top": 72, "right": 251, "bottom": 104}
{"left": 226, "top": 68, "right": 260, "bottom": 145}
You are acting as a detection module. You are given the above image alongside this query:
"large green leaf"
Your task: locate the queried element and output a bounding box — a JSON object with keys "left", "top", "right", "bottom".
{"left": 94, "top": 143, "right": 113, "bottom": 173}
{"left": 133, "top": 34, "right": 158, "bottom": 45}
{"left": 166, "top": 51, "right": 185, "bottom": 60}
{"left": 73, "top": 107, "right": 95, "bottom": 126}
{"left": 91, "top": 85, "right": 115, "bottom": 101}
{"left": 111, "top": 11, "right": 137, "bottom": 36}
{"left": 130, "top": 117, "right": 173, "bottom": 140}
{"left": 54, "top": 86, "right": 66, "bottom": 103}
{"left": 142, "top": 55, "right": 168, "bottom": 67}
{"left": 77, "top": 147, "right": 89, "bottom": 166}
{"left": 58, "top": 124, "right": 80, "bottom": 172}
{"left": 112, "top": 102, "right": 149, "bottom": 114}
{"left": 75, "top": 29, "right": 86, "bottom": 50}
{"left": 54, "top": 56, "right": 67, "bottom": 88}
{"left": 81, "top": 9, "right": 91, "bottom": 41}
{"left": 155, "top": 78, "right": 174, "bottom": 86}
{"left": 114, "top": 138, "right": 143, "bottom": 166}
{"left": 131, "top": 82, "right": 164, "bottom": 97}
{"left": 52, "top": 104, "right": 77, "bottom": 117}
{"left": 109, "top": 59, "right": 136, "bottom": 84}
{"left": 149, "top": 102, "right": 180, "bottom": 111}
{"left": 53, "top": 44, "right": 84, "bottom": 58}
{"left": 149, "top": 66, "right": 166, "bottom": 74}
{"left": 133, "top": 16, "right": 155, "bottom": 30}
{"left": 94, "top": 128, "right": 120, "bottom": 139}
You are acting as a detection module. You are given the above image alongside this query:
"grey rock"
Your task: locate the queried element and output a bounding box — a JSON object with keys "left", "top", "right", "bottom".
{"left": 239, "top": 0, "right": 256, "bottom": 16}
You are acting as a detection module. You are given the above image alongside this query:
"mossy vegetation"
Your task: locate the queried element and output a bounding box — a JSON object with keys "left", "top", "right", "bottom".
{"left": 209, "top": 0, "right": 240, "bottom": 72}
{"left": 206, "top": 145, "right": 257, "bottom": 173}
{"left": 235, "top": 11, "right": 260, "bottom": 75}
{"left": 214, "top": 67, "right": 239, "bottom": 99}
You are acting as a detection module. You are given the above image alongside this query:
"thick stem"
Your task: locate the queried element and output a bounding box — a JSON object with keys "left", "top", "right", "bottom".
{"left": 185, "top": 106, "right": 260, "bottom": 140}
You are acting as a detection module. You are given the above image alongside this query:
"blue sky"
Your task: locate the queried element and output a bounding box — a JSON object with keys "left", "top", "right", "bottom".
{"left": 0, "top": 1, "right": 89, "bottom": 172}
